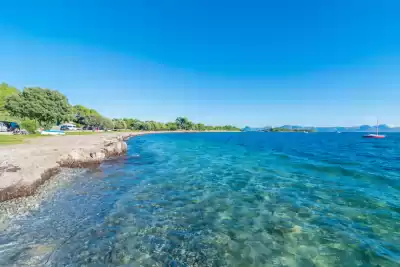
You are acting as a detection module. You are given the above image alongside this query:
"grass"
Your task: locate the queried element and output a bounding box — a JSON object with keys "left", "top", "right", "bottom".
{"left": 0, "top": 130, "right": 133, "bottom": 145}
{"left": 0, "top": 131, "right": 105, "bottom": 145}
{"left": 0, "top": 134, "right": 45, "bottom": 145}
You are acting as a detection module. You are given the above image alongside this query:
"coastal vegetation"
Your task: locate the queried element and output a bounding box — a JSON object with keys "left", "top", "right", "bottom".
{"left": 0, "top": 82, "right": 240, "bottom": 132}
{"left": 5, "top": 87, "right": 72, "bottom": 129}
{"left": 116, "top": 117, "right": 238, "bottom": 131}
{"left": 0, "top": 83, "right": 20, "bottom": 122}
{"left": 0, "top": 83, "right": 18, "bottom": 113}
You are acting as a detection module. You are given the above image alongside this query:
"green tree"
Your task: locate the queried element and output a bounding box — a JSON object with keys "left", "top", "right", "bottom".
{"left": 166, "top": 122, "right": 178, "bottom": 131}
{"left": 130, "top": 119, "right": 143, "bottom": 130}
{"left": 196, "top": 123, "right": 206, "bottom": 131}
{"left": 72, "top": 105, "right": 89, "bottom": 126}
{"left": 156, "top": 122, "right": 166, "bottom": 131}
{"left": 144, "top": 121, "right": 155, "bottom": 131}
{"left": 99, "top": 117, "right": 114, "bottom": 130}
{"left": 175, "top": 117, "right": 186, "bottom": 129}
{"left": 71, "top": 105, "right": 116, "bottom": 130}
{"left": 72, "top": 105, "right": 102, "bottom": 127}
{"left": 176, "top": 117, "right": 193, "bottom": 130}
{"left": 140, "top": 121, "right": 150, "bottom": 131}
{"left": 185, "top": 121, "right": 194, "bottom": 130}
{"left": 0, "top": 83, "right": 19, "bottom": 113}
{"left": 146, "top": 120, "right": 165, "bottom": 131}
{"left": 122, "top": 118, "right": 134, "bottom": 129}
{"left": 5, "top": 87, "right": 72, "bottom": 128}
{"left": 113, "top": 119, "right": 127, "bottom": 130}
{"left": 20, "top": 119, "right": 38, "bottom": 133}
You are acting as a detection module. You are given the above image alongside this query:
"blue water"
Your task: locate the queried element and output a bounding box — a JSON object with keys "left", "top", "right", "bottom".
{"left": 1, "top": 132, "right": 400, "bottom": 266}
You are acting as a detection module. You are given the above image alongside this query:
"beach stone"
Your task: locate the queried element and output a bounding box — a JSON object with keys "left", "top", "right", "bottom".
{"left": 57, "top": 138, "right": 128, "bottom": 167}
{"left": 104, "top": 138, "right": 117, "bottom": 146}
{"left": 102, "top": 141, "right": 127, "bottom": 156}
{"left": 57, "top": 149, "right": 106, "bottom": 167}
{"left": 90, "top": 151, "right": 106, "bottom": 161}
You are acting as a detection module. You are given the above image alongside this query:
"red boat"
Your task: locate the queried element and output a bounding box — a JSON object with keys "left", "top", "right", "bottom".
{"left": 363, "top": 120, "right": 385, "bottom": 139}
{"left": 363, "top": 134, "right": 385, "bottom": 139}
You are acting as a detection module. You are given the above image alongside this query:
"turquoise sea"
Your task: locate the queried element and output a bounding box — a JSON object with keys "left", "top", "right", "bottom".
{"left": 1, "top": 132, "right": 399, "bottom": 266}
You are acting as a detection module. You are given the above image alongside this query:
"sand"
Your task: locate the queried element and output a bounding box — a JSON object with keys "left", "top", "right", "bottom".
{"left": 0, "top": 132, "right": 152, "bottom": 201}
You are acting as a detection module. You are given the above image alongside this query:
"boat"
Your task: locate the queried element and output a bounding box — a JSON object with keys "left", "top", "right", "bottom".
{"left": 363, "top": 133, "right": 385, "bottom": 139}
{"left": 363, "top": 120, "right": 385, "bottom": 139}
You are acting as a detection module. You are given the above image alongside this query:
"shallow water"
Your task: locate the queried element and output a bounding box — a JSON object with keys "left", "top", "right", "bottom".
{"left": 1, "top": 132, "right": 399, "bottom": 266}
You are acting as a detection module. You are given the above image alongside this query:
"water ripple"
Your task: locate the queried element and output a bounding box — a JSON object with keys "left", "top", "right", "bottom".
{"left": 0, "top": 132, "right": 399, "bottom": 266}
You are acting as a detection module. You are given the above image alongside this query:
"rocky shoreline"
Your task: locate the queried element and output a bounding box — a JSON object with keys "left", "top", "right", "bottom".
{"left": 0, "top": 131, "right": 237, "bottom": 203}
{"left": 57, "top": 135, "right": 128, "bottom": 168}
{"left": 0, "top": 132, "right": 141, "bottom": 202}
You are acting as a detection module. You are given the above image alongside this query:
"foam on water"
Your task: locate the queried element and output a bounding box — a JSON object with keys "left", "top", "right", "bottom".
{"left": 0, "top": 132, "right": 399, "bottom": 266}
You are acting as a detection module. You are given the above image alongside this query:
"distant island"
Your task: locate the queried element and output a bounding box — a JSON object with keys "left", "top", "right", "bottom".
{"left": 242, "top": 124, "right": 398, "bottom": 133}
{"left": 242, "top": 126, "right": 315, "bottom": 132}
{"left": 268, "top": 127, "right": 316, "bottom": 132}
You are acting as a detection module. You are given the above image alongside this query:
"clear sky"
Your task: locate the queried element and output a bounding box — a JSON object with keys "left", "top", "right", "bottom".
{"left": 1, "top": 0, "right": 399, "bottom": 127}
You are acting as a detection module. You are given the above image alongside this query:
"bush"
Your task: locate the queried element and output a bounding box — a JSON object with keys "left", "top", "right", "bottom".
{"left": 113, "top": 119, "right": 126, "bottom": 130}
{"left": 21, "top": 120, "right": 38, "bottom": 134}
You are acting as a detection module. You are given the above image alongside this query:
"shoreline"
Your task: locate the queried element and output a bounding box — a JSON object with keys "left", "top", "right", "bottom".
{"left": 0, "top": 131, "right": 239, "bottom": 202}
{"left": 0, "top": 132, "right": 135, "bottom": 202}
{"left": 0, "top": 131, "right": 164, "bottom": 202}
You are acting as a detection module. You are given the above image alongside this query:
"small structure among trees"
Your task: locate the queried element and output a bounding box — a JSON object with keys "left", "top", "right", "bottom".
{"left": 1, "top": 82, "right": 241, "bottom": 132}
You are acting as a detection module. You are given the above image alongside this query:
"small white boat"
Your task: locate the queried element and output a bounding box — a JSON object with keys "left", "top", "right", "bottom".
{"left": 41, "top": 130, "right": 65, "bottom": 136}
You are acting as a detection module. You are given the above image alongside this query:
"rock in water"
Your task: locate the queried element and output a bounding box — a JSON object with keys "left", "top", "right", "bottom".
{"left": 57, "top": 149, "right": 105, "bottom": 167}
{"left": 57, "top": 138, "right": 127, "bottom": 167}
{"left": 102, "top": 141, "right": 128, "bottom": 156}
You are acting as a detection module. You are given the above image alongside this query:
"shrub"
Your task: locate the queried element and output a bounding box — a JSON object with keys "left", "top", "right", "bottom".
{"left": 113, "top": 119, "right": 126, "bottom": 130}
{"left": 21, "top": 120, "right": 38, "bottom": 134}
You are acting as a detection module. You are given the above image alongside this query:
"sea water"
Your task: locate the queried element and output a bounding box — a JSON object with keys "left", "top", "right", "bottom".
{"left": 0, "top": 132, "right": 399, "bottom": 266}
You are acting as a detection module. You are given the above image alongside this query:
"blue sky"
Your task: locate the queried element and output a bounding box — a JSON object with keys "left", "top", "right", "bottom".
{"left": 1, "top": 0, "right": 399, "bottom": 127}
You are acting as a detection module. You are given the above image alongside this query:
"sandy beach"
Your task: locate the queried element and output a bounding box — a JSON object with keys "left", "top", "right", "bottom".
{"left": 0, "top": 132, "right": 156, "bottom": 202}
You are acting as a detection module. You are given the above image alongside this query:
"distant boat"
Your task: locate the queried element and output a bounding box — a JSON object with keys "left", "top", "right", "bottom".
{"left": 336, "top": 130, "right": 341, "bottom": 134}
{"left": 363, "top": 120, "right": 385, "bottom": 139}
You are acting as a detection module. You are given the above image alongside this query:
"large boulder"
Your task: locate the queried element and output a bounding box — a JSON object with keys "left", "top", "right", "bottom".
{"left": 57, "top": 149, "right": 106, "bottom": 167}
{"left": 102, "top": 141, "right": 127, "bottom": 156}
{"left": 57, "top": 137, "right": 128, "bottom": 167}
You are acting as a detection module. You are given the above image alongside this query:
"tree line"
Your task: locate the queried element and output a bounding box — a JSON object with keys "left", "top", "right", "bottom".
{"left": 0, "top": 83, "right": 240, "bottom": 132}
{"left": 113, "top": 117, "right": 239, "bottom": 131}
